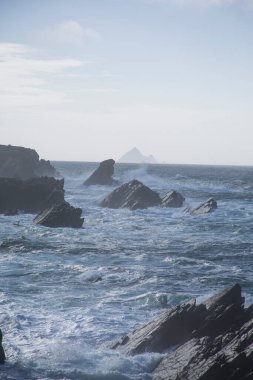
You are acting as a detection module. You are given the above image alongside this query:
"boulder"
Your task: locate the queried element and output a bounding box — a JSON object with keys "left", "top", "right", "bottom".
{"left": 186, "top": 197, "right": 217, "bottom": 216}
{"left": 83, "top": 159, "right": 116, "bottom": 186}
{"left": 0, "top": 177, "right": 65, "bottom": 214}
{"left": 161, "top": 190, "right": 185, "bottom": 208}
{"left": 112, "top": 284, "right": 253, "bottom": 380}
{"left": 0, "top": 144, "right": 57, "bottom": 179}
{"left": 99, "top": 179, "right": 161, "bottom": 210}
{"left": 34, "top": 201, "right": 84, "bottom": 228}
{"left": 0, "top": 329, "right": 5, "bottom": 365}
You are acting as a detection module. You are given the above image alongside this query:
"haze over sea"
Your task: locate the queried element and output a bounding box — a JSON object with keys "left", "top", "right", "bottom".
{"left": 0, "top": 161, "right": 252, "bottom": 380}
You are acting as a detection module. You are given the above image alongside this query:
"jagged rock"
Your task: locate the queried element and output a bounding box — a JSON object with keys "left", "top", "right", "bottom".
{"left": 34, "top": 201, "right": 84, "bottom": 228}
{"left": 111, "top": 299, "right": 206, "bottom": 355}
{"left": 0, "top": 177, "right": 64, "bottom": 214}
{"left": 112, "top": 284, "right": 253, "bottom": 380}
{"left": 99, "top": 179, "right": 161, "bottom": 210}
{"left": 0, "top": 144, "right": 57, "bottom": 179}
{"left": 83, "top": 159, "right": 116, "bottom": 186}
{"left": 161, "top": 191, "right": 185, "bottom": 208}
{"left": 186, "top": 197, "right": 217, "bottom": 216}
{"left": 0, "top": 329, "right": 5, "bottom": 365}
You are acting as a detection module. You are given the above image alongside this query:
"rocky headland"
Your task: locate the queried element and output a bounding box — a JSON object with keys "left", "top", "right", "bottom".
{"left": 0, "top": 145, "right": 57, "bottom": 180}
{"left": 0, "top": 177, "right": 65, "bottom": 215}
{"left": 112, "top": 283, "right": 253, "bottom": 380}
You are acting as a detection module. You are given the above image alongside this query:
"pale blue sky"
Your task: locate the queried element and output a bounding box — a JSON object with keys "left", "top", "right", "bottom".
{"left": 0, "top": 0, "right": 253, "bottom": 164}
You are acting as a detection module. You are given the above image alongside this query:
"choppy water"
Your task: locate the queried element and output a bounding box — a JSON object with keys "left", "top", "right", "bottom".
{"left": 0, "top": 162, "right": 253, "bottom": 379}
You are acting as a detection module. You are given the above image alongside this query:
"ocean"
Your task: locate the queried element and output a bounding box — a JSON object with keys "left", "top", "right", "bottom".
{"left": 0, "top": 162, "right": 252, "bottom": 380}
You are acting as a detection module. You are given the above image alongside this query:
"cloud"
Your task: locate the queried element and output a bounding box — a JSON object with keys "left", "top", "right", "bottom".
{"left": 0, "top": 43, "right": 85, "bottom": 107}
{"left": 42, "top": 20, "right": 100, "bottom": 46}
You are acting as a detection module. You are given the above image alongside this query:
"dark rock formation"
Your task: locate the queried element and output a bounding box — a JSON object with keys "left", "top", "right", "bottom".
{"left": 0, "top": 144, "right": 57, "bottom": 179}
{"left": 0, "top": 177, "right": 64, "bottom": 214}
{"left": 111, "top": 299, "right": 206, "bottom": 355}
{"left": 112, "top": 284, "right": 253, "bottom": 380}
{"left": 83, "top": 159, "right": 116, "bottom": 186}
{"left": 0, "top": 329, "right": 5, "bottom": 365}
{"left": 34, "top": 201, "right": 84, "bottom": 228}
{"left": 185, "top": 197, "right": 217, "bottom": 216}
{"left": 161, "top": 190, "right": 185, "bottom": 208}
{"left": 99, "top": 179, "right": 161, "bottom": 210}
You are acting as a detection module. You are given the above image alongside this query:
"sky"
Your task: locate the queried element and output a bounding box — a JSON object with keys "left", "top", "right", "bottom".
{"left": 0, "top": 0, "right": 253, "bottom": 165}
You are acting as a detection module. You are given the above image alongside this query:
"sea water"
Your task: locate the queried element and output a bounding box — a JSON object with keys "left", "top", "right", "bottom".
{"left": 0, "top": 162, "right": 252, "bottom": 379}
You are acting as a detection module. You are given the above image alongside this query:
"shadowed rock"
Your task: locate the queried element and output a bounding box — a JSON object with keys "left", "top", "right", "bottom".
{"left": 0, "top": 329, "right": 5, "bottom": 365}
{"left": 83, "top": 159, "right": 116, "bottom": 186}
{"left": 0, "top": 177, "right": 65, "bottom": 214}
{"left": 0, "top": 144, "right": 57, "bottom": 179}
{"left": 99, "top": 179, "right": 161, "bottom": 210}
{"left": 111, "top": 299, "right": 206, "bottom": 355}
{"left": 161, "top": 190, "right": 185, "bottom": 208}
{"left": 186, "top": 197, "right": 217, "bottom": 216}
{"left": 112, "top": 284, "right": 253, "bottom": 380}
{"left": 34, "top": 201, "right": 84, "bottom": 228}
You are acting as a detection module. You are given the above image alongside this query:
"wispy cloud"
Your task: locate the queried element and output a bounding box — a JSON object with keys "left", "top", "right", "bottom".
{"left": 42, "top": 20, "right": 100, "bottom": 46}
{"left": 0, "top": 43, "right": 85, "bottom": 107}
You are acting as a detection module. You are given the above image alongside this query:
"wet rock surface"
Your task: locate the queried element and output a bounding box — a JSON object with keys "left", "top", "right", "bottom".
{"left": 83, "top": 159, "right": 116, "bottom": 186}
{"left": 99, "top": 179, "right": 161, "bottom": 210}
{"left": 161, "top": 190, "right": 185, "bottom": 208}
{"left": 185, "top": 197, "right": 217, "bottom": 215}
{"left": 34, "top": 201, "right": 84, "bottom": 228}
{"left": 112, "top": 284, "right": 253, "bottom": 380}
{"left": 0, "top": 177, "right": 65, "bottom": 214}
{"left": 0, "top": 144, "right": 57, "bottom": 180}
{"left": 0, "top": 329, "right": 5, "bottom": 365}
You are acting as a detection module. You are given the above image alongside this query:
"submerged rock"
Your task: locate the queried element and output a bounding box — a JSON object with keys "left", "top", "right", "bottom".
{"left": 161, "top": 190, "right": 185, "bottom": 208}
{"left": 112, "top": 284, "right": 253, "bottom": 380}
{"left": 0, "top": 144, "right": 57, "bottom": 179}
{"left": 186, "top": 197, "right": 217, "bottom": 216}
{"left": 0, "top": 177, "right": 65, "bottom": 214}
{"left": 0, "top": 329, "right": 5, "bottom": 365}
{"left": 83, "top": 159, "right": 116, "bottom": 186}
{"left": 34, "top": 201, "right": 84, "bottom": 228}
{"left": 99, "top": 179, "right": 161, "bottom": 210}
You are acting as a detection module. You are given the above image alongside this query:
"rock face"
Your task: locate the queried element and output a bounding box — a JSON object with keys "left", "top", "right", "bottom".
{"left": 34, "top": 201, "right": 84, "bottom": 228}
{"left": 186, "top": 197, "right": 217, "bottom": 216}
{"left": 0, "top": 329, "right": 5, "bottom": 365}
{"left": 83, "top": 159, "right": 116, "bottom": 186}
{"left": 99, "top": 179, "right": 161, "bottom": 210}
{"left": 0, "top": 144, "right": 57, "bottom": 179}
{"left": 113, "top": 284, "right": 253, "bottom": 380}
{"left": 118, "top": 147, "right": 157, "bottom": 164}
{"left": 0, "top": 177, "right": 64, "bottom": 214}
{"left": 161, "top": 191, "right": 185, "bottom": 208}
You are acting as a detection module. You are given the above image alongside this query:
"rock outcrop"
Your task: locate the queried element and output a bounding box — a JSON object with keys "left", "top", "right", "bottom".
{"left": 83, "top": 159, "right": 116, "bottom": 186}
{"left": 0, "top": 177, "right": 64, "bottom": 214}
{"left": 99, "top": 179, "right": 161, "bottom": 210}
{"left": 34, "top": 201, "right": 84, "bottom": 228}
{"left": 0, "top": 329, "right": 5, "bottom": 365}
{"left": 112, "top": 284, "right": 253, "bottom": 380}
{"left": 161, "top": 190, "right": 185, "bottom": 208}
{"left": 186, "top": 197, "right": 217, "bottom": 216}
{"left": 0, "top": 144, "right": 57, "bottom": 179}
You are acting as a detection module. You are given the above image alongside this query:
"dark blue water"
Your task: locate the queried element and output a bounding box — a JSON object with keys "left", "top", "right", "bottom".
{"left": 0, "top": 162, "right": 252, "bottom": 379}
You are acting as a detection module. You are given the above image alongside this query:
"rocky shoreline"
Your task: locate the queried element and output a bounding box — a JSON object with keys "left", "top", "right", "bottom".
{"left": 112, "top": 283, "right": 253, "bottom": 379}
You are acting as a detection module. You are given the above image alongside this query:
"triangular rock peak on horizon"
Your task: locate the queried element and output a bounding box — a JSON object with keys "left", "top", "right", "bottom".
{"left": 118, "top": 147, "right": 157, "bottom": 164}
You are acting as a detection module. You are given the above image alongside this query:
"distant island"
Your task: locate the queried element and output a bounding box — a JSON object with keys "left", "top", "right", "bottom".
{"left": 118, "top": 147, "right": 157, "bottom": 164}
